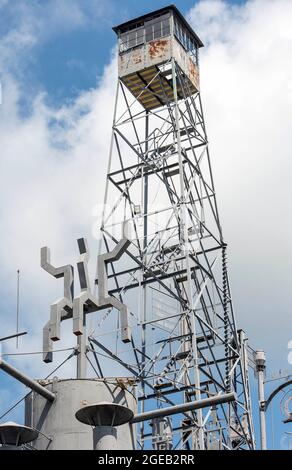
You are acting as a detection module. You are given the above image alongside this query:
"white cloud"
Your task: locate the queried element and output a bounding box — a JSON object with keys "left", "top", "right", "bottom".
{"left": 0, "top": 0, "right": 109, "bottom": 77}
{"left": 188, "top": 0, "right": 292, "bottom": 363}
{"left": 0, "top": 0, "right": 118, "bottom": 382}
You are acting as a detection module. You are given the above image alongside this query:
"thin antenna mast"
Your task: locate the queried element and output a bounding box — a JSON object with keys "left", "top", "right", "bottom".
{"left": 16, "top": 269, "right": 20, "bottom": 348}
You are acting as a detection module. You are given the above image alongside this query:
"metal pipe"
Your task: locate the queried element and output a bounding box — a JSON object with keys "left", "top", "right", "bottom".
{"left": 131, "top": 392, "right": 236, "bottom": 423}
{"left": 140, "top": 109, "right": 149, "bottom": 450}
{"left": 16, "top": 269, "right": 20, "bottom": 348}
{"left": 254, "top": 350, "right": 267, "bottom": 450}
{"left": 0, "top": 332, "right": 27, "bottom": 342}
{"left": 0, "top": 358, "right": 55, "bottom": 402}
{"left": 258, "top": 371, "right": 267, "bottom": 450}
{"left": 93, "top": 426, "right": 117, "bottom": 450}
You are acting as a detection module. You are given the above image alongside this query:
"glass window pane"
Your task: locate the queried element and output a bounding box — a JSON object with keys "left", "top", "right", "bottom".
{"left": 136, "top": 28, "right": 144, "bottom": 42}
{"left": 163, "top": 24, "right": 170, "bottom": 37}
{"left": 119, "top": 32, "right": 128, "bottom": 51}
{"left": 153, "top": 21, "right": 161, "bottom": 39}
{"left": 120, "top": 32, "right": 127, "bottom": 44}
{"left": 145, "top": 24, "right": 153, "bottom": 42}
{"left": 160, "top": 13, "right": 170, "bottom": 22}
{"left": 162, "top": 19, "right": 170, "bottom": 36}
{"left": 129, "top": 31, "right": 136, "bottom": 43}
{"left": 127, "top": 31, "right": 136, "bottom": 48}
{"left": 183, "top": 31, "right": 187, "bottom": 48}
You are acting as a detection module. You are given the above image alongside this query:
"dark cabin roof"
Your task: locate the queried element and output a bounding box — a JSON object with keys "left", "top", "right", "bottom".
{"left": 112, "top": 4, "right": 204, "bottom": 48}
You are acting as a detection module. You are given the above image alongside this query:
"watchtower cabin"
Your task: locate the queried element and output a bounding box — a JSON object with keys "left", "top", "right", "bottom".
{"left": 113, "top": 5, "right": 204, "bottom": 110}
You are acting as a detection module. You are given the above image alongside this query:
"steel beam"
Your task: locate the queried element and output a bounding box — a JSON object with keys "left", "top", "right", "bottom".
{"left": 254, "top": 350, "right": 267, "bottom": 450}
{"left": 0, "top": 332, "right": 27, "bottom": 342}
{"left": 0, "top": 358, "right": 55, "bottom": 402}
{"left": 131, "top": 392, "right": 236, "bottom": 423}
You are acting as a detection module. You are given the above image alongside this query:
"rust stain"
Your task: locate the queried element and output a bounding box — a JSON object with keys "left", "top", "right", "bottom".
{"left": 132, "top": 50, "right": 142, "bottom": 64}
{"left": 188, "top": 59, "right": 199, "bottom": 89}
{"left": 148, "top": 39, "right": 169, "bottom": 59}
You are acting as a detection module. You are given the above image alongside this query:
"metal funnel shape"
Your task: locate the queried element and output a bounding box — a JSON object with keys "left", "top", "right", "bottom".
{"left": 75, "top": 401, "right": 133, "bottom": 427}
{"left": 0, "top": 421, "right": 38, "bottom": 446}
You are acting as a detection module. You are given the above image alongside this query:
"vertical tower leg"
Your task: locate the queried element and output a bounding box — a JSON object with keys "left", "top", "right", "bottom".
{"left": 172, "top": 58, "right": 204, "bottom": 450}
{"left": 255, "top": 350, "right": 267, "bottom": 449}
{"left": 77, "top": 314, "right": 87, "bottom": 379}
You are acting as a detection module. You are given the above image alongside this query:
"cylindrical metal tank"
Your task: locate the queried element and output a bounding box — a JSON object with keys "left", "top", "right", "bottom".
{"left": 24, "top": 378, "right": 136, "bottom": 450}
{"left": 0, "top": 446, "right": 20, "bottom": 450}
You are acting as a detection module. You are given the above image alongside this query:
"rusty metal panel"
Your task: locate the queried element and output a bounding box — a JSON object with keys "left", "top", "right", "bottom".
{"left": 118, "top": 36, "right": 200, "bottom": 109}
{"left": 118, "top": 45, "right": 145, "bottom": 78}
{"left": 188, "top": 57, "right": 200, "bottom": 91}
{"left": 118, "top": 36, "right": 199, "bottom": 93}
{"left": 118, "top": 37, "right": 172, "bottom": 78}
{"left": 172, "top": 37, "right": 200, "bottom": 92}
{"left": 145, "top": 38, "right": 171, "bottom": 68}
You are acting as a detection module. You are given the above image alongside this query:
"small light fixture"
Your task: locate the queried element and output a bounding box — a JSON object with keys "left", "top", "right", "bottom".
{"left": 134, "top": 205, "right": 141, "bottom": 215}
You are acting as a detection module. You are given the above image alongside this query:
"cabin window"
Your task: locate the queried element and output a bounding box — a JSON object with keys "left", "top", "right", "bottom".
{"left": 120, "top": 12, "right": 170, "bottom": 52}
{"left": 174, "top": 17, "right": 199, "bottom": 66}
{"left": 145, "top": 13, "right": 170, "bottom": 42}
{"left": 120, "top": 25, "right": 145, "bottom": 52}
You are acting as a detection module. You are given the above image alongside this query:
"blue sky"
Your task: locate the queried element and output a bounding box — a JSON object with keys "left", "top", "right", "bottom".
{"left": 0, "top": 0, "right": 292, "bottom": 450}
{"left": 1, "top": 0, "right": 245, "bottom": 105}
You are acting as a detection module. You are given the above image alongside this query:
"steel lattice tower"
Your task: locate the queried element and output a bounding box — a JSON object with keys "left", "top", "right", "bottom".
{"left": 92, "top": 6, "right": 255, "bottom": 451}
{"left": 0, "top": 6, "right": 256, "bottom": 452}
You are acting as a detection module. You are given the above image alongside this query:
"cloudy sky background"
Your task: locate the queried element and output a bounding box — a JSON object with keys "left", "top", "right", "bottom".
{"left": 0, "top": 0, "right": 291, "bottom": 448}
